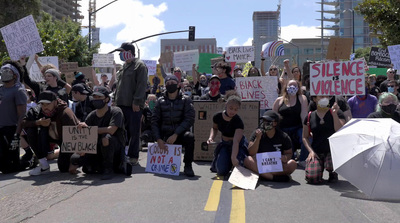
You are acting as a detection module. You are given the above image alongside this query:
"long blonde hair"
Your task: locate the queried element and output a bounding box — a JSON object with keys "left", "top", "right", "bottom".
{"left": 281, "top": 79, "right": 302, "bottom": 105}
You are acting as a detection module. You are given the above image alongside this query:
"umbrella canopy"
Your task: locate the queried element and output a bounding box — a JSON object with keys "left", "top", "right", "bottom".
{"left": 329, "top": 118, "right": 400, "bottom": 200}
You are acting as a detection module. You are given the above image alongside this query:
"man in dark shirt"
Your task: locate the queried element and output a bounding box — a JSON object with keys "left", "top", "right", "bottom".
{"left": 71, "top": 83, "right": 94, "bottom": 121}
{"left": 244, "top": 110, "right": 297, "bottom": 182}
{"left": 200, "top": 75, "right": 222, "bottom": 101}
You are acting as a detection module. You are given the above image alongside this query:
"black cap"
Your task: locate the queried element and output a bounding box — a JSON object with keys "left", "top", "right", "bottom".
{"left": 38, "top": 91, "right": 57, "bottom": 103}
{"left": 71, "top": 84, "right": 89, "bottom": 95}
{"left": 115, "top": 42, "right": 135, "bottom": 53}
{"left": 92, "top": 86, "right": 109, "bottom": 98}
{"left": 209, "top": 75, "right": 220, "bottom": 81}
{"left": 164, "top": 75, "right": 179, "bottom": 84}
{"left": 262, "top": 110, "right": 280, "bottom": 122}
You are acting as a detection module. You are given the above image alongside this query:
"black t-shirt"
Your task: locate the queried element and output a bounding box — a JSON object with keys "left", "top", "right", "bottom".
{"left": 141, "top": 107, "right": 152, "bottom": 131}
{"left": 278, "top": 96, "right": 302, "bottom": 128}
{"left": 85, "top": 106, "right": 126, "bottom": 145}
{"left": 367, "top": 111, "right": 400, "bottom": 123}
{"left": 309, "top": 96, "right": 349, "bottom": 112}
{"left": 74, "top": 97, "right": 94, "bottom": 121}
{"left": 46, "top": 85, "right": 69, "bottom": 104}
{"left": 213, "top": 111, "right": 244, "bottom": 138}
{"left": 303, "top": 109, "right": 345, "bottom": 155}
{"left": 249, "top": 129, "right": 292, "bottom": 154}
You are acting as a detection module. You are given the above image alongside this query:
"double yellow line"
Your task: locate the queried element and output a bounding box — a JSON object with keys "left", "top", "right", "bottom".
{"left": 204, "top": 176, "right": 246, "bottom": 223}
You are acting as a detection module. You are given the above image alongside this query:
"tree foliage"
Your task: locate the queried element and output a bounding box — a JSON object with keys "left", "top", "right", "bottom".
{"left": 355, "top": 46, "right": 371, "bottom": 62}
{"left": 356, "top": 0, "right": 400, "bottom": 47}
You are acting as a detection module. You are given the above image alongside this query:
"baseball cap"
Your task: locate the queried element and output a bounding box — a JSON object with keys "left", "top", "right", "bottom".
{"left": 164, "top": 75, "right": 179, "bottom": 84}
{"left": 115, "top": 42, "right": 135, "bottom": 53}
{"left": 262, "top": 110, "right": 280, "bottom": 122}
{"left": 38, "top": 91, "right": 57, "bottom": 104}
{"left": 71, "top": 84, "right": 89, "bottom": 95}
{"left": 209, "top": 75, "right": 220, "bottom": 81}
{"left": 92, "top": 86, "right": 109, "bottom": 98}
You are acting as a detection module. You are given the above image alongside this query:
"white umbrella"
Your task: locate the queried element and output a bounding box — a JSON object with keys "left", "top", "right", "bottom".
{"left": 329, "top": 118, "right": 400, "bottom": 200}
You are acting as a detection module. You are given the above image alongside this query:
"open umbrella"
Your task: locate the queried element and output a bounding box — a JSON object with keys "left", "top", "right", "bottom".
{"left": 329, "top": 118, "right": 400, "bottom": 200}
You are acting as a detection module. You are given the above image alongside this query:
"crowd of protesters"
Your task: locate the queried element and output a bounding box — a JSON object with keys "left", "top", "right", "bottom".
{"left": 1, "top": 43, "right": 399, "bottom": 185}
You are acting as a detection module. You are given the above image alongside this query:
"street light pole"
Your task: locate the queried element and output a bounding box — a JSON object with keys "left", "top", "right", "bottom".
{"left": 352, "top": 9, "right": 355, "bottom": 53}
{"left": 88, "top": 0, "right": 118, "bottom": 49}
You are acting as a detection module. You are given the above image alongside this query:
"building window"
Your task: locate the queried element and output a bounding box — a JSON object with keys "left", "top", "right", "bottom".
{"left": 304, "top": 48, "right": 314, "bottom": 55}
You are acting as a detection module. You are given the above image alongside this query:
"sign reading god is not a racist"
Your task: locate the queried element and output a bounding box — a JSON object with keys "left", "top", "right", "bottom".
{"left": 310, "top": 59, "right": 365, "bottom": 96}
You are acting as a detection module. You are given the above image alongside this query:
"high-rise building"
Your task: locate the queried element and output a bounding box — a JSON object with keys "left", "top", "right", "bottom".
{"left": 317, "top": 0, "right": 379, "bottom": 56}
{"left": 41, "top": 0, "right": 84, "bottom": 23}
{"left": 253, "top": 11, "right": 279, "bottom": 70}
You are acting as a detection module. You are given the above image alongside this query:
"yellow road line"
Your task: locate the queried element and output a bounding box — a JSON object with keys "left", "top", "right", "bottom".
{"left": 204, "top": 176, "right": 223, "bottom": 211}
{"left": 230, "top": 186, "right": 246, "bottom": 223}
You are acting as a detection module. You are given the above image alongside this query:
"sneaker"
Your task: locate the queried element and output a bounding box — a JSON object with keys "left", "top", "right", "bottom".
{"left": 122, "top": 156, "right": 133, "bottom": 176}
{"left": 28, "top": 155, "right": 39, "bottom": 169}
{"left": 328, "top": 172, "right": 338, "bottom": 183}
{"left": 129, "top": 157, "right": 139, "bottom": 166}
{"left": 184, "top": 165, "right": 195, "bottom": 177}
{"left": 29, "top": 166, "right": 50, "bottom": 176}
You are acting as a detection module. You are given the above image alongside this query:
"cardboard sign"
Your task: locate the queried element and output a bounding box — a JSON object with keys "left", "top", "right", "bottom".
{"left": 173, "top": 50, "right": 199, "bottom": 71}
{"left": 326, "top": 38, "right": 353, "bottom": 60}
{"left": 28, "top": 56, "right": 59, "bottom": 82}
{"left": 61, "top": 126, "right": 98, "bottom": 154}
{"left": 0, "top": 15, "right": 44, "bottom": 60}
{"left": 388, "top": 44, "right": 400, "bottom": 70}
{"left": 228, "top": 166, "right": 259, "bottom": 190}
{"left": 236, "top": 76, "right": 278, "bottom": 110}
{"left": 193, "top": 101, "right": 260, "bottom": 161}
{"left": 143, "top": 60, "right": 157, "bottom": 76}
{"left": 145, "top": 143, "right": 182, "bottom": 176}
{"left": 159, "top": 51, "right": 174, "bottom": 64}
{"left": 256, "top": 152, "right": 283, "bottom": 174}
{"left": 92, "top": 54, "right": 114, "bottom": 67}
{"left": 369, "top": 47, "right": 391, "bottom": 68}
{"left": 225, "top": 46, "right": 255, "bottom": 63}
{"left": 309, "top": 59, "right": 365, "bottom": 96}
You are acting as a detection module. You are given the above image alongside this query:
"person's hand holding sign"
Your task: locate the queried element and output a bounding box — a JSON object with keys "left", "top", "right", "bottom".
{"left": 166, "top": 133, "right": 178, "bottom": 144}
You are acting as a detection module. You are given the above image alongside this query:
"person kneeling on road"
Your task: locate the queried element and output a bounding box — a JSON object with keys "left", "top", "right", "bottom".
{"left": 244, "top": 110, "right": 297, "bottom": 182}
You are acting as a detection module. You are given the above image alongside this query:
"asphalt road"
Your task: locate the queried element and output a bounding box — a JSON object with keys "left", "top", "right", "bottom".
{"left": 1, "top": 149, "right": 400, "bottom": 223}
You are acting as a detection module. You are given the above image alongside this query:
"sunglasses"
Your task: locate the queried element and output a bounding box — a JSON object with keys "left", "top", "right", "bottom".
{"left": 269, "top": 68, "right": 277, "bottom": 71}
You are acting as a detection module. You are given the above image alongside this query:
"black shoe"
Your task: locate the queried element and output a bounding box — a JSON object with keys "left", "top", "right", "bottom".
{"left": 272, "top": 175, "right": 291, "bottom": 182}
{"left": 328, "top": 172, "right": 338, "bottom": 183}
{"left": 21, "top": 151, "right": 33, "bottom": 162}
{"left": 122, "top": 156, "right": 132, "bottom": 176}
{"left": 101, "top": 169, "right": 114, "bottom": 180}
{"left": 184, "top": 165, "right": 195, "bottom": 177}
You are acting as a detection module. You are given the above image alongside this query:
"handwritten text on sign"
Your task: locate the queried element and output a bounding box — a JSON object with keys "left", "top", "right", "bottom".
{"left": 145, "top": 143, "right": 182, "bottom": 176}
{"left": 310, "top": 59, "right": 365, "bottom": 96}
{"left": 236, "top": 76, "right": 278, "bottom": 109}
{"left": 92, "top": 54, "right": 114, "bottom": 67}
{"left": 225, "top": 46, "right": 255, "bottom": 63}
{"left": 173, "top": 50, "right": 199, "bottom": 71}
{"left": 29, "top": 56, "right": 58, "bottom": 82}
{"left": 0, "top": 15, "right": 44, "bottom": 60}
{"left": 143, "top": 60, "right": 157, "bottom": 76}
{"left": 256, "top": 151, "right": 283, "bottom": 174}
{"left": 61, "top": 126, "right": 98, "bottom": 154}
{"left": 388, "top": 44, "right": 400, "bottom": 70}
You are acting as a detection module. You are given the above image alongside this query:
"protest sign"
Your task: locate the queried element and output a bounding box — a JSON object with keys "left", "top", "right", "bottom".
{"left": 242, "top": 62, "right": 253, "bottom": 77}
{"left": 28, "top": 56, "right": 58, "bottom": 82}
{"left": 326, "top": 38, "right": 352, "bottom": 60}
{"left": 368, "top": 47, "right": 391, "bottom": 68}
{"left": 92, "top": 54, "right": 114, "bottom": 68}
{"left": 228, "top": 166, "right": 259, "bottom": 190}
{"left": 173, "top": 50, "right": 199, "bottom": 71}
{"left": 198, "top": 53, "right": 222, "bottom": 74}
{"left": 388, "top": 44, "right": 400, "bottom": 70}
{"left": 145, "top": 143, "right": 182, "bottom": 176}
{"left": 0, "top": 15, "right": 44, "bottom": 60}
{"left": 225, "top": 46, "right": 255, "bottom": 63}
{"left": 236, "top": 76, "right": 278, "bottom": 110}
{"left": 143, "top": 60, "right": 157, "bottom": 76}
{"left": 309, "top": 59, "right": 365, "bottom": 96}
{"left": 95, "top": 73, "right": 111, "bottom": 84}
{"left": 256, "top": 152, "right": 283, "bottom": 174}
{"left": 61, "top": 126, "right": 98, "bottom": 154}
{"left": 262, "top": 41, "right": 284, "bottom": 58}
{"left": 193, "top": 101, "right": 259, "bottom": 161}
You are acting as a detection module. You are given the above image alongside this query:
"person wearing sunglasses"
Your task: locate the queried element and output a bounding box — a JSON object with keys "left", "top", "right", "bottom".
{"left": 379, "top": 68, "right": 396, "bottom": 93}
{"left": 387, "top": 80, "right": 400, "bottom": 101}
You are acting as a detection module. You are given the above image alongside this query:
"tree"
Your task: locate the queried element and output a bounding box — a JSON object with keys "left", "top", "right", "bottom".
{"left": 355, "top": 46, "right": 371, "bottom": 62}
{"left": 356, "top": 0, "right": 400, "bottom": 47}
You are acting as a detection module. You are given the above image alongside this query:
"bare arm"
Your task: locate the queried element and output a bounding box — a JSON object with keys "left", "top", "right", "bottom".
{"left": 192, "top": 64, "right": 199, "bottom": 85}
{"left": 91, "top": 67, "right": 100, "bottom": 86}
{"left": 300, "top": 95, "right": 309, "bottom": 123}
{"left": 231, "top": 128, "right": 244, "bottom": 166}
{"left": 283, "top": 59, "right": 293, "bottom": 79}
{"left": 247, "top": 129, "right": 262, "bottom": 156}
{"left": 207, "top": 123, "right": 219, "bottom": 143}
{"left": 108, "top": 64, "right": 117, "bottom": 88}
{"left": 272, "top": 97, "right": 282, "bottom": 113}
{"left": 260, "top": 51, "right": 266, "bottom": 76}
{"left": 15, "top": 104, "right": 27, "bottom": 135}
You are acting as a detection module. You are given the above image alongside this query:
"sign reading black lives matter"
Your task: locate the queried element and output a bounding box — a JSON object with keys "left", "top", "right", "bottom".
{"left": 61, "top": 126, "right": 98, "bottom": 154}
{"left": 368, "top": 47, "right": 392, "bottom": 68}
{"left": 0, "top": 15, "right": 44, "bottom": 60}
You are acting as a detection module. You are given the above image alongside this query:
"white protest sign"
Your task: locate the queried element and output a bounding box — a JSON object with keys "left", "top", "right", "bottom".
{"left": 173, "top": 50, "right": 199, "bottom": 71}
{"left": 309, "top": 59, "right": 365, "bottom": 96}
{"left": 143, "top": 60, "right": 157, "bottom": 76}
{"left": 145, "top": 143, "right": 182, "bottom": 176}
{"left": 235, "top": 76, "right": 278, "bottom": 110}
{"left": 225, "top": 46, "right": 255, "bottom": 63}
{"left": 228, "top": 166, "right": 259, "bottom": 190}
{"left": 256, "top": 151, "right": 283, "bottom": 174}
{"left": 0, "top": 15, "right": 44, "bottom": 60}
{"left": 388, "top": 44, "right": 400, "bottom": 70}
{"left": 92, "top": 54, "right": 114, "bottom": 67}
{"left": 61, "top": 126, "right": 98, "bottom": 154}
{"left": 27, "top": 56, "right": 59, "bottom": 82}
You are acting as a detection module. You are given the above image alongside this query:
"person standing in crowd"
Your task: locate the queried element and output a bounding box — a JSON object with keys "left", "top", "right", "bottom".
{"left": 43, "top": 69, "right": 71, "bottom": 103}
{"left": 192, "top": 64, "right": 209, "bottom": 97}
{"left": 367, "top": 92, "right": 400, "bottom": 123}
{"left": 141, "top": 94, "right": 157, "bottom": 147}
{"left": 151, "top": 75, "right": 195, "bottom": 177}
{"left": 302, "top": 96, "right": 345, "bottom": 184}
{"left": 208, "top": 91, "right": 248, "bottom": 176}
{"left": 368, "top": 74, "right": 381, "bottom": 98}
{"left": 387, "top": 80, "right": 400, "bottom": 100}
{"left": 91, "top": 64, "right": 117, "bottom": 92}
{"left": 347, "top": 78, "right": 378, "bottom": 118}
{"left": 200, "top": 75, "right": 222, "bottom": 101}
{"left": 380, "top": 68, "right": 396, "bottom": 93}
{"left": 71, "top": 71, "right": 86, "bottom": 86}
{"left": 233, "top": 65, "right": 243, "bottom": 78}
{"left": 0, "top": 61, "right": 27, "bottom": 173}
{"left": 244, "top": 110, "right": 297, "bottom": 182}
{"left": 213, "top": 61, "right": 235, "bottom": 95}
{"left": 23, "top": 91, "right": 79, "bottom": 175}
{"left": 260, "top": 53, "right": 282, "bottom": 94}
{"left": 309, "top": 95, "right": 352, "bottom": 122}
{"left": 71, "top": 83, "right": 94, "bottom": 121}
{"left": 247, "top": 67, "right": 263, "bottom": 77}
{"left": 114, "top": 42, "right": 148, "bottom": 165}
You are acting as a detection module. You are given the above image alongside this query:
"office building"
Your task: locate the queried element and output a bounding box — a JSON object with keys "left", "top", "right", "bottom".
{"left": 41, "top": 0, "right": 84, "bottom": 22}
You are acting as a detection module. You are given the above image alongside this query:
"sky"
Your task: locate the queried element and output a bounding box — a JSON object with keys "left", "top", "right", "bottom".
{"left": 80, "top": 0, "right": 331, "bottom": 63}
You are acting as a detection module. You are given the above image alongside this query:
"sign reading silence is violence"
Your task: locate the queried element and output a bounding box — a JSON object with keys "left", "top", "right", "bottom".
{"left": 310, "top": 59, "right": 365, "bottom": 96}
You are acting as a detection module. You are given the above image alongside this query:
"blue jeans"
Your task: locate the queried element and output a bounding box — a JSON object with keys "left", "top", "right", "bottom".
{"left": 120, "top": 106, "right": 142, "bottom": 159}
{"left": 281, "top": 125, "right": 309, "bottom": 161}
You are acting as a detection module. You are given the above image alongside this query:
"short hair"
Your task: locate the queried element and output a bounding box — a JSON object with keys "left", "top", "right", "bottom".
{"left": 216, "top": 61, "right": 232, "bottom": 76}
{"left": 376, "top": 92, "right": 399, "bottom": 112}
